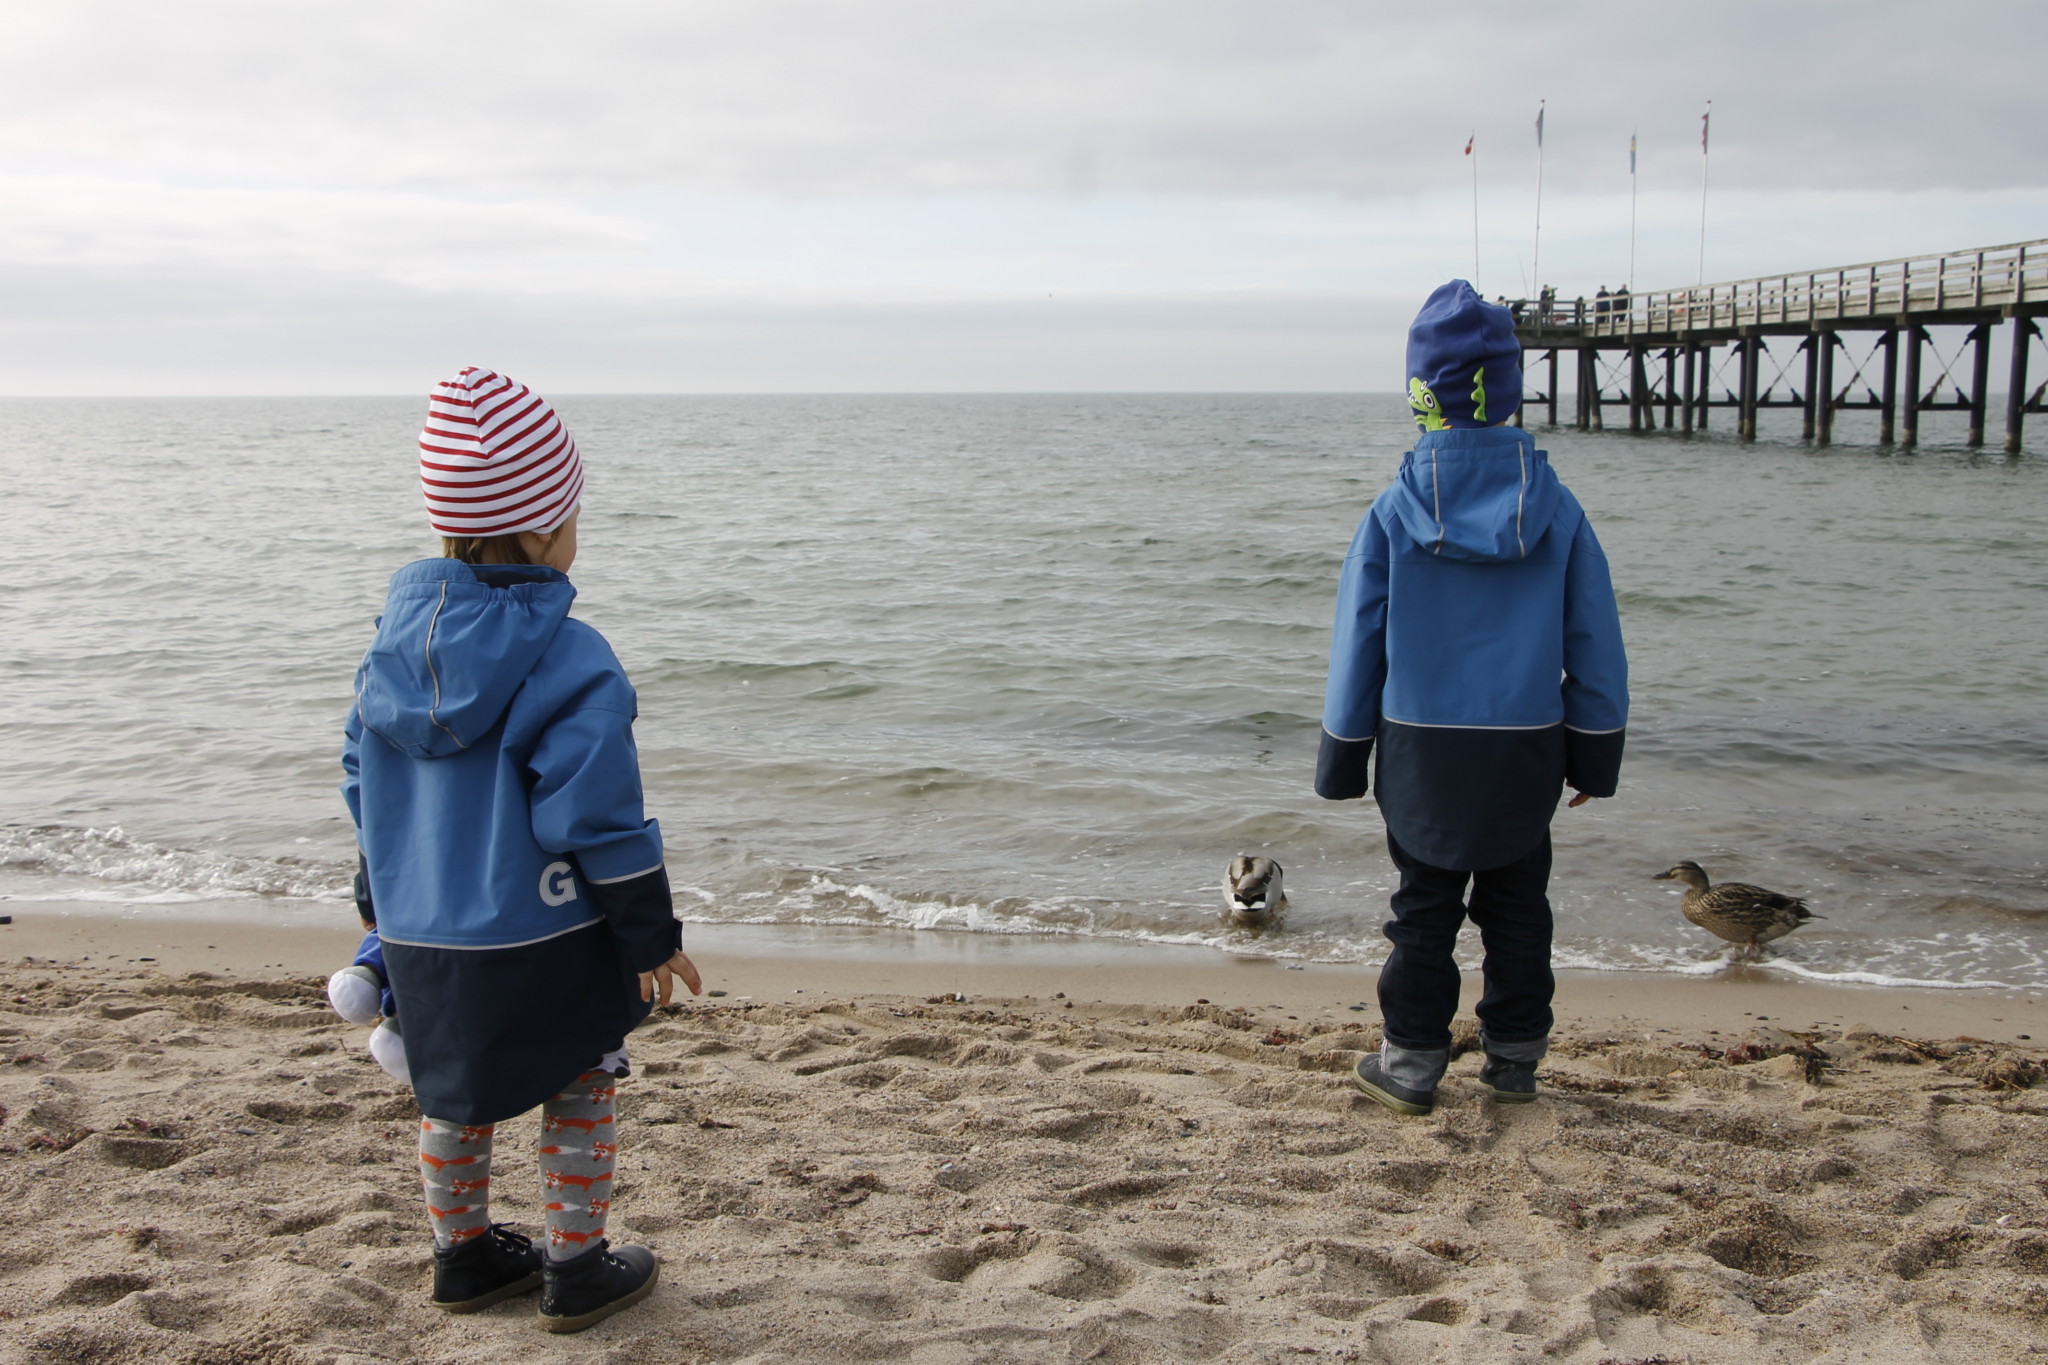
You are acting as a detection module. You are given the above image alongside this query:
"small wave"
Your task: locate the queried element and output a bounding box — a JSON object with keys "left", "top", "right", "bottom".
{"left": 8, "top": 824, "right": 2044, "bottom": 991}
{"left": 1615, "top": 589, "right": 1756, "bottom": 619}
{"left": 1760, "top": 961, "right": 2019, "bottom": 990}
{"left": 1552, "top": 948, "right": 1731, "bottom": 978}
{"left": 1554, "top": 925, "right": 2046, "bottom": 990}
{"left": 0, "top": 825, "right": 351, "bottom": 902}
{"left": 665, "top": 868, "right": 2048, "bottom": 987}
{"left": 678, "top": 872, "right": 1322, "bottom": 960}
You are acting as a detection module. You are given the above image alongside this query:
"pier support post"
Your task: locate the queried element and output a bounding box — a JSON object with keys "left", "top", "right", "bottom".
{"left": 1879, "top": 329, "right": 1899, "bottom": 444}
{"left": 1590, "top": 350, "right": 1605, "bottom": 431}
{"left": 1547, "top": 349, "right": 1559, "bottom": 426}
{"left": 1816, "top": 332, "right": 1837, "bottom": 446}
{"left": 1698, "top": 343, "right": 1711, "bottom": 430}
{"left": 2006, "top": 318, "right": 2036, "bottom": 454}
{"left": 1663, "top": 348, "right": 1676, "bottom": 428}
{"left": 1682, "top": 343, "right": 1696, "bottom": 433}
{"left": 1901, "top": 327, "right": 1923, "bottom": 448}
{"left": 1801, "top": 338, "right": 1819, "bottom": 441}
{"left": 1739, "top": 335, "right": 1760, "bottom": 440}
{"left": 1628, "top": 346, "right": 1647, "bottom": 432}
{"left": 1967, "top": 323, "right": 1992, "bottom": 447}
{"left": 1574, "top": 348, "right": 1589, "bottom": 430}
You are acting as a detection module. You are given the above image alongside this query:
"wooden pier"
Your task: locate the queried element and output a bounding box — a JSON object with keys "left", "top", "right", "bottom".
{"left": 1510, "top": 238, "right": 2048, "bottom": 452}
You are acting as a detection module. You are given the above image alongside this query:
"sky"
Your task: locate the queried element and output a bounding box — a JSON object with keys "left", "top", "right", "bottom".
{"left": 2, "top": 0, "right": 2044, "bottom": 394}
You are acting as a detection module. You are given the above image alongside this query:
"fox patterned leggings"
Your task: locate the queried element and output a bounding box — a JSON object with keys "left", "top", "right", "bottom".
{"left": 419, "top": 1071, "right": 617, "bottom": 1260}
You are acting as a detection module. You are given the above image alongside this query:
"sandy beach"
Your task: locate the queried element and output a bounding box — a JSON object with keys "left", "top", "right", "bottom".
{"left": 3, "top": 904, "right": 2046, "bottom": 1364}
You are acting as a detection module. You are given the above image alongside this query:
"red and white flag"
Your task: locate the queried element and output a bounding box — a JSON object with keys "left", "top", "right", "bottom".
{"left": 1464, "top": 135, "right": 1474, "bottom": 156}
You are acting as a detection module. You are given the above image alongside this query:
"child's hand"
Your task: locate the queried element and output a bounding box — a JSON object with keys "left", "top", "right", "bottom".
{"left": 1566, "top": 790, "right": 1595, "bottom": 808}
{"left": 639, "top": 950, "right": 704, "bottom": 1006}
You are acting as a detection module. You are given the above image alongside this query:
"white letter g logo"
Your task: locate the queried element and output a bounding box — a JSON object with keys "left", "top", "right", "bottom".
{"left": 538, "top": 861, "right": 579, "bottom": 907}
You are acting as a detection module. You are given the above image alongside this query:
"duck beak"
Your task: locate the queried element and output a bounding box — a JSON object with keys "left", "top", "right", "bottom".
{"left": 1651, "top": 871, "right": 1674, "bottom": 880}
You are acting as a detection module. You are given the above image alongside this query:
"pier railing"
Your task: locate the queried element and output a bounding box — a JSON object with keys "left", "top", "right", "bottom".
{"left": 1521, "top": 238, "right": 2048, "bottom": 338}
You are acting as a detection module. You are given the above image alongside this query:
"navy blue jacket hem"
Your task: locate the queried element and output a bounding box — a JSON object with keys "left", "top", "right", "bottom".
{"left": 583, "top": 864, "right": 682, "bottom": 972}
{"left": 1315, "top": 730, "right": 1375, "bottom": 800}
{"left": 1374, "top": 721, "right": 1564, "bottom": 872}
{"left": 1564, "top": 728, "right": 1626, "bottom": 798}
{"left": 383, "top": 921, "right": 653, "bottom": 1126}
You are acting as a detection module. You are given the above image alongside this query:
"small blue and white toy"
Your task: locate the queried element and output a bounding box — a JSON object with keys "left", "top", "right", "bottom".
{"left": 326, "top": 931, "right": 411, "bottom": 1086}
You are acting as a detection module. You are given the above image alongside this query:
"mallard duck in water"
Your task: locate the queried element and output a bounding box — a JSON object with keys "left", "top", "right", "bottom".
{"left": 1223, "top": 855, "right": 1286, "bottom": 928}
{"left": 1654, "top": 861, "right": 1817, "bottom": 958}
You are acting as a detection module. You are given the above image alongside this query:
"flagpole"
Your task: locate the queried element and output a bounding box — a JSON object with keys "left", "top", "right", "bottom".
{"left": 1531, "top": 101, "right": 1545, "bottom": 299}
{"left": 1697, "top": 100, "right": 1711, "bottom": 286}
{"left": 1628, "top": 130, "right": 1638, "bottom": 294}
{"left": 1468, "top": 133, "right": 1479, "bottom": 284}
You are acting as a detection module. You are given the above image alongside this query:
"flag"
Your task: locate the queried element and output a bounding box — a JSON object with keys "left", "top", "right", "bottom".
{"left": 1630, "top": 132, "right": 1637, "bottom": 174}
{"left": 1701, "top": 109, "right": 1710, "bottom": 153}
{"left": 1535, "top": 103, "right": 1545, "bottom": 148}
{"left": 1464, "top": 135, "right": 1473, "bottom": 156}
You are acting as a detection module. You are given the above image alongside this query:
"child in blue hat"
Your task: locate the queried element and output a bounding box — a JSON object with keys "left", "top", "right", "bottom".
{"left": 1318, "top": 280, "right": 1629, "bottom": 1115}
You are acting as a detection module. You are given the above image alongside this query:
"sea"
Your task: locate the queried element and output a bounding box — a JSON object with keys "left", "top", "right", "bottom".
{"left": 1, "top": 394, "right": 2043, "bottom": 990}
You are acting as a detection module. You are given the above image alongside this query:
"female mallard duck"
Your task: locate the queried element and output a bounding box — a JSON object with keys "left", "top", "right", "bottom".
{"left": 1654, "top": 861, "right": 1817, "bottom": 958}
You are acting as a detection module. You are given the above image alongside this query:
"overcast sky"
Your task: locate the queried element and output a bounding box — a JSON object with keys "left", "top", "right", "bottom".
{"left": 3, "top": 0, "right": 2043, "bottom": 394}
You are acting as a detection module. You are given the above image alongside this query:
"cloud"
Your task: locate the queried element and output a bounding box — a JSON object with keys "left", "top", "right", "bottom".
{"left": 1, "top": 0, "right": 2043, "bottom": 392}
{"left": 4, "top": 1, "right": 2043, "bottom": 198}
{"left": 0, "top": 175, "right": 650, "bottom": 280}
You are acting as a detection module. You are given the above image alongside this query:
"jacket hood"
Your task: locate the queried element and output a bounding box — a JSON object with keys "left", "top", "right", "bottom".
{"left": 353, "top": 559, "right": 575, "bottom": 758}
{"left": 1375, "top": 427, "right": 1561, "bottom": 563}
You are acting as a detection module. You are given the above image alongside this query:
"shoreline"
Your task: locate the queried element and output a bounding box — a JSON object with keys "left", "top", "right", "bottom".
{"left": 4, "top": 897, "right": 2039, "bottom": 1043}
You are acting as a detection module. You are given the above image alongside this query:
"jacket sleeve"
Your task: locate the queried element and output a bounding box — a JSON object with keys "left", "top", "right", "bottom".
{"left": 1316, "top": 511, "right": 1391, "bottom": 800}
{"left": 1561, "top": 515, "right": 1629, "bottom": 797}
{"left": 342, "top": 710, "right": 376, "bottom": 927}
{"left": 526, "top": 668, "right": 682, "bottom": 973}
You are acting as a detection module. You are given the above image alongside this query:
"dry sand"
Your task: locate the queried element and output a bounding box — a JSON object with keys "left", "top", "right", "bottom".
{"left": 3, "top": 906, "right": 2047, "bottom": 1364}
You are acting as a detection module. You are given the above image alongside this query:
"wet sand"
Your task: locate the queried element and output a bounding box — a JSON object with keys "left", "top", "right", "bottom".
{"left": 3, "top": 904, "right": 2046, "bottom": 1363}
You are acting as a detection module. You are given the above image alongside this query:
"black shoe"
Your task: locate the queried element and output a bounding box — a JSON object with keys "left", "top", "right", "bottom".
{"left": 432, "top": 1224, "right": 543, "bottom": 1313}
{"left": 1352, "top": 1054, "right": 1434, "bottom": 1116}
{"left": 537, "top": 1240, "right": 660, "bottom": 1333}
{"left": 1477, "top": 1055, "right": 1539, "bottom": 1103}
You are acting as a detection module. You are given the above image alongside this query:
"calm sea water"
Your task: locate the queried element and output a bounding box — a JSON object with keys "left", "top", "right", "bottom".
{"left": 1, "top": 395, "right": 2042, "bottom": 988}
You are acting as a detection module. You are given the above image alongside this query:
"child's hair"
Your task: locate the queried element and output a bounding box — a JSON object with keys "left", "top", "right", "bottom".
{"left": 441, "top": 519, "right": 571, "bottom": 567}
{"left": 442, "top": 533, "right": 535, "bottom": 566}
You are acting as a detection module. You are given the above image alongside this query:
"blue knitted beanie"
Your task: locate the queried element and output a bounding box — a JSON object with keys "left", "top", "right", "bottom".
{"left": 1404, "top": 280, "right": 1522, "bottom": 430}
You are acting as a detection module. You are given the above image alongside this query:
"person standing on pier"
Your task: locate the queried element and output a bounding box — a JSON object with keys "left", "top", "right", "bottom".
{"left": 1316, "top": 281, "right": 1630, "bottom": 1116}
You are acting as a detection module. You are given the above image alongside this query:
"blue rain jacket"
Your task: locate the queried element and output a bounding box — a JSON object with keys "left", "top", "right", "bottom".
{"left": 1317, "top": 427, "right": 1628, "bottom": 870}
{"left": 342, "top": 558, "right": 679, "bottom": 1123}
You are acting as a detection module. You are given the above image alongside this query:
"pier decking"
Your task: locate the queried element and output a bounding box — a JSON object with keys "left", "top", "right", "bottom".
{"left": 1511, "top": 238, "right": 2048, "bottom": 451}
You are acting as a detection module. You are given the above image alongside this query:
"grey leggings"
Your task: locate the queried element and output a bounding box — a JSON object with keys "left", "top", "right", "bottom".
{"left": 419, "top": 1070, "right": 618, "bottom": 1259}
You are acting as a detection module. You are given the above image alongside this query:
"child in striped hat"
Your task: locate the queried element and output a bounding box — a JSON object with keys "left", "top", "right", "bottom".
{"left": 343, "top": 366, "right": 700, "bottom": 1332}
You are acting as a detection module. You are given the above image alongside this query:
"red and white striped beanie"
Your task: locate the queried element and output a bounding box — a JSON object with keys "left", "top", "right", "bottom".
{"left": 418, "top": 367, "right": 583, "bottom": 538}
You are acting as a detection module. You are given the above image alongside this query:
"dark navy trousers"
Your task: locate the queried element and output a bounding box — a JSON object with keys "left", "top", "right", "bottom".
{"left": 1378, "top": 831, "right": 1554, "bottom": 1054}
